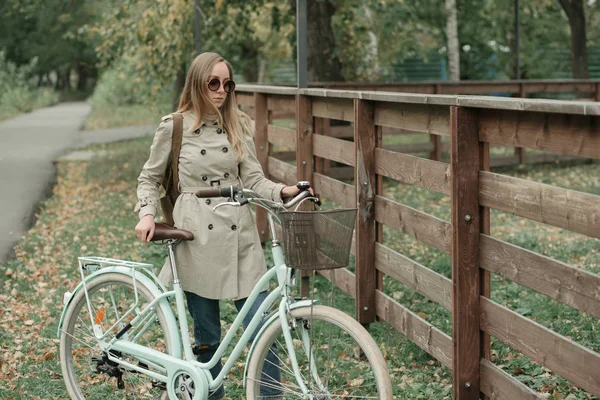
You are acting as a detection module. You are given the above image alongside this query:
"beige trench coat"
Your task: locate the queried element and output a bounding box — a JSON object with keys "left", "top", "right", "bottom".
{"left": 135, "top": 110, "right": 285, "bottom": 300}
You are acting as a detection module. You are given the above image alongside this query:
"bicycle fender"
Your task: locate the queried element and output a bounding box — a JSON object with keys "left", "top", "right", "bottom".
{"left": 56, "top": 267, "right": 182, "bottom": 359}
{"left": 242, "top": 300, "right": 316, "bottom": 389}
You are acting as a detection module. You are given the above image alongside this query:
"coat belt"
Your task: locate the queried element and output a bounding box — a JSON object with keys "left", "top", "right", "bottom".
{"left": 180, "top": 179, "right": 240, "bottom": 193}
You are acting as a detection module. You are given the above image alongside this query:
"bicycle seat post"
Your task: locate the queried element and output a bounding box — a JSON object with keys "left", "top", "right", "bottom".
{"left": 165, "top": 240, "right": 180, "bottom": 284}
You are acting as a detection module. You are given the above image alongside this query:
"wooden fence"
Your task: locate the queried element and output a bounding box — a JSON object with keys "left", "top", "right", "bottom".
{"left": 257, "top": 79, "right": 600, "bottom": 167}
{"left": 236, "top": 85, "right": 600, "bottom": 399}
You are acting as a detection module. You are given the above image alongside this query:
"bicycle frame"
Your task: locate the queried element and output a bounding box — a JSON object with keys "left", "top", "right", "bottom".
{"left": 59, "top": 199, "right": 318, "bottom": 399}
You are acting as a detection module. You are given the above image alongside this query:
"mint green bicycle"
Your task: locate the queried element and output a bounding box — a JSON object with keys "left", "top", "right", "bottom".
{"left": 57, "top": 183, "right": 392, "bottom": 399}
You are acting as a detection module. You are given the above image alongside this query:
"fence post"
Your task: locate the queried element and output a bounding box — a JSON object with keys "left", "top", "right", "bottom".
{"left": 254, "top": 92, "right": 269, "bottom": 243}
{"left": 375, "top": 126, "right": 384, "bottom": 297}
{"left": 480, "top": 140, "right": 491, "bottom": 400}
{"left": 515, "top": 84, "right": 527, "bottom": 164}
{"left": 451, "top": 106, "right": 481, "bottom": 400}
{"left": 354, "top": 99, "right": 376, "bottom": 324}
{"left": 296, "top": 94, "right": 314, "bottom": 297}
{"left": 430, "top": 84, "right": 443, "bottom": 161}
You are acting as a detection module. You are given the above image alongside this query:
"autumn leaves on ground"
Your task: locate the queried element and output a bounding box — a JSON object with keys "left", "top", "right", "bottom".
{"left": 0, "top": 131, "right": 599, "bottom": 399}
{"left": 0, "top": 138, "right": 160, "bottom": 399}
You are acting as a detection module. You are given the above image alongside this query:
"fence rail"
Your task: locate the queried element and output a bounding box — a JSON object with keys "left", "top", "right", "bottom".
{"left": 236, "top": 84, "right": 600, "bottom": 399}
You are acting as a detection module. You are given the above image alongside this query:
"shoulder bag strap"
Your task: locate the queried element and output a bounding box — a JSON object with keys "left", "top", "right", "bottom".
{"left": 171, "top": 113, "right": 184, "bottom": 195}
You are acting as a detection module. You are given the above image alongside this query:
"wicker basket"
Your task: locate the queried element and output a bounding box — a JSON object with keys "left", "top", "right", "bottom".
{"left": 278, "top": 209, "right": 357, "bottom": 270}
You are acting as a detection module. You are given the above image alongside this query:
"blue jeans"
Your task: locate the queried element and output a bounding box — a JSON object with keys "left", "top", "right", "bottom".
{"left": 185, "top": 291, "right": 282, "bottom": 399}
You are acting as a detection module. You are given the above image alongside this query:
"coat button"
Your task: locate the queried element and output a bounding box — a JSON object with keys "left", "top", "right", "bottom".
{"left": 217, "top": 128, "right": 223, "bottom": 134}
{"left": 202, "top": 175, "right": 207, "bottom": 181}
{"left": 205, "top": 199, "right": 211, "bottom": 205}
{"left": 208, "top": 224, "right": 213, "bottom": 230}
{"left": 222, "top": 147, "right": 228, "bottom": 153}
{"left": 224, "top": 172, "right": 230, "bottom": 179}
{"left": 201, "top": 149, "right": 206, "bottom": 155}
{"left": 231, "top": 225, "right": 237, "bottom": 231}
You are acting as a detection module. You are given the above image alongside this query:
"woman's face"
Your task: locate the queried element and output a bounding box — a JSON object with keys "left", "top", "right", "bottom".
{"left": 206, "top": 61, "right": 230, "bottom": 109}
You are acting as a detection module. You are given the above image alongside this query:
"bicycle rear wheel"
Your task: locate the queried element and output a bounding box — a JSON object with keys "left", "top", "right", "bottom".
{"left": 59, "top": 273, "right": 173, "bottom": 400}
{"left": 246, "top": 305, "right": 392, "bottom": 399}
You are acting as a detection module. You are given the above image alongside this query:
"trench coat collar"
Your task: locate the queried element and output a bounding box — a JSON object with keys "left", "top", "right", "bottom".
{"left": 184, "top": 110, "right": 222, "bottom": 129}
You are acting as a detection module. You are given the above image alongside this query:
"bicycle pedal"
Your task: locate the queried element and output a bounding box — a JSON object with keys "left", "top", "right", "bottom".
{"left": 152, "top": 380, "right": 167, "bottom": 390}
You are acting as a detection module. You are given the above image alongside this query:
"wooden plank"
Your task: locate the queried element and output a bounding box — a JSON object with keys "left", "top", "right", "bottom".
{"left": 375, "top": 149, "right": 451, "bottom": 195}
{"left": 318, "top": 268, "right": 356, "bottom": 298}
{"left": 374, "top": 196, "right": 451, "bottom": 253}
{"left": 266, "top": 94, "right": 296, "bottom": 114}
{"left": 268, "top": 157, "right": 297, "bottom": 185}
{"left": 236, "top": 93, "right": 254, "bottom": 107}
{"left": 375, "top": 243, "right": 452, "bottom": 311}
{"left": 479, "top": 110, "right": 600, "bottom": 159}
{"left": 479, "top": 171, "right": 600, "bottom": 238}
{"left": 271, "top": 151, "right": 295, "bottom": 162}
{"left": 480, "top": 235, "right": 600, "bottom": 319}
{"left": 374, "top": 102, "right": 450, "bottom": 136}
{"left": 267, "top": 125, "right": 296, "bottom": 149}
{"left": 376, "top": 290, "right": 453, "bottom": 369}
{"left": 480, "top": 297, "right": 600, "bottom": 396}
{"left": 480, "top": 359, "right": 543, "bottom": 400}
{"left": 384, "top": 142, "right": 451, "bottom": 154}
{"left": 254, "top": 94, "right": 269, "bottom": 243}
{"left": 312, "top": 173, "right": 355, "bottom": 208}
{"left": 312, "top": 97, "right": 354, "bottom": 122}
{"left": 451, "top": 106, "right": 481, "bottom": 399}
{"left": 312, "top": 134, "right": 356, "bottom": 166}
{"left": 354, "top": 99, "right": 376, "bottom": 324}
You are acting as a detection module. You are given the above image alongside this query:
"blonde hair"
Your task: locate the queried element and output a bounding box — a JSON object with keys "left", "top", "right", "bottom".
{"left": 176, "top": 52, "right": 246, "bottom": 161}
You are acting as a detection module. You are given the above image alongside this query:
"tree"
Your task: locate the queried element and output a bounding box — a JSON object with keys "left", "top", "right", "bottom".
{"left": 558, "top": 0, "right": 589, "bottom": 79}
{"left": 306, "top": 0, "right": 344, "bottom": 82}
{"left": 0, "top": 0, "right": 100, "bottom": 90}
{"left": 445, "top": 0, "right": 460, "bottom": 81}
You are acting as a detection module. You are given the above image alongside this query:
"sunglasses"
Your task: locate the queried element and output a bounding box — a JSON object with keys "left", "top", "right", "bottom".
{"left": 207, "top": 78, "right": 236, "bottom": 93}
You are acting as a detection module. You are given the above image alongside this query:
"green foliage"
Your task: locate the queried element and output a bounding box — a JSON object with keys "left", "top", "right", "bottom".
{"left": 0, "top": 51, "right": 58, "bottom": 120}
{"left": 0, "top": 0, "right": 100, "bottom": 83}
{"left": 90, "top": 56, "right": 170, "bottom": 107}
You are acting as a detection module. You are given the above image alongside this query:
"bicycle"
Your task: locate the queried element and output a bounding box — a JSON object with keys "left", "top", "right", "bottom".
{"left": 57, "top": 182, "right": 393, "bottom": 399}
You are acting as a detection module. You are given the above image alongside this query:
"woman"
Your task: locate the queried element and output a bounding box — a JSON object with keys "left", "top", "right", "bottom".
{"left": 134, "top": 52, "right": 298, "bottom": 399}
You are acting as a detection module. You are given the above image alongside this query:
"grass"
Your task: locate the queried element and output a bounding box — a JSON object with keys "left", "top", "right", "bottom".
{"left": 0, "top": 132, "right": 598, "bottom": 399}
{"left": 83, "top": 103, "right": 171, "bottom": 131}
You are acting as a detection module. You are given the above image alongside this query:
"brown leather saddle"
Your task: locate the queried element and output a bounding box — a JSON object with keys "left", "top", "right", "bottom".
{"left": 152, "top": 223, "right": 194, "bottom": 242}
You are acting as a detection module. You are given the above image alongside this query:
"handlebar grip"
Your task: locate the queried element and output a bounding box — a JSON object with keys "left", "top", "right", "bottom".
{"left": 194, "top": 188, "right": 222, "bottom": 198}
{"left": 195, "top": 186, "right": 239, "bottom": 198}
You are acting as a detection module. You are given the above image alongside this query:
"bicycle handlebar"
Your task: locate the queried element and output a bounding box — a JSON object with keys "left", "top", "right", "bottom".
{"left": 194, "top": 186, "right": 236, "bottom": 198}
{"left": 194, "top": 182, "right": 321, "bottom": 209}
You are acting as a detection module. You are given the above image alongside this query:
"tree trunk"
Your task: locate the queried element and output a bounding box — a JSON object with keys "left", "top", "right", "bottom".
{"left": 77, "top": 62, "right": 88, "bottom": 92}
{"left": 240, "top": 44, "right": 259, "bottom": 83}
{"left": 172, "top": 63, "right": 186, "bottom": 111}
{"left": 363, "top": 5, "right": 380, "bottom": 80}
{"left": 306, "top": 0, "right": 344, "bottom": 82}
{"left": 559, "top": 0, "right": 589, "bottom": 79}
{"left": 445, "top": 0, "right": 460, "bottom": 81}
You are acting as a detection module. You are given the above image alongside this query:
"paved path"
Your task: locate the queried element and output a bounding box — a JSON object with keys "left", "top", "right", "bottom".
{"left": 0, "top": 102, "right": 154, "bottom": 263}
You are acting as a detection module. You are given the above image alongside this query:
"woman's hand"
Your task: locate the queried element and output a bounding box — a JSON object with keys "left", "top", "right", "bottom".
{"left": 135, "top": 214, "right": 156, "bottom": 242}
{"left": 281, "top": 185, "right": 315, "bottom": 199}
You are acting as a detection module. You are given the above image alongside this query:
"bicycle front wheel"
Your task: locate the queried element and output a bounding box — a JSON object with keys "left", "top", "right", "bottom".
{"left": 246, "top": 305, "right": 392, "bottom": 399}
{"left": 59, "top": 273, "right": 173, "bottom": 400}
